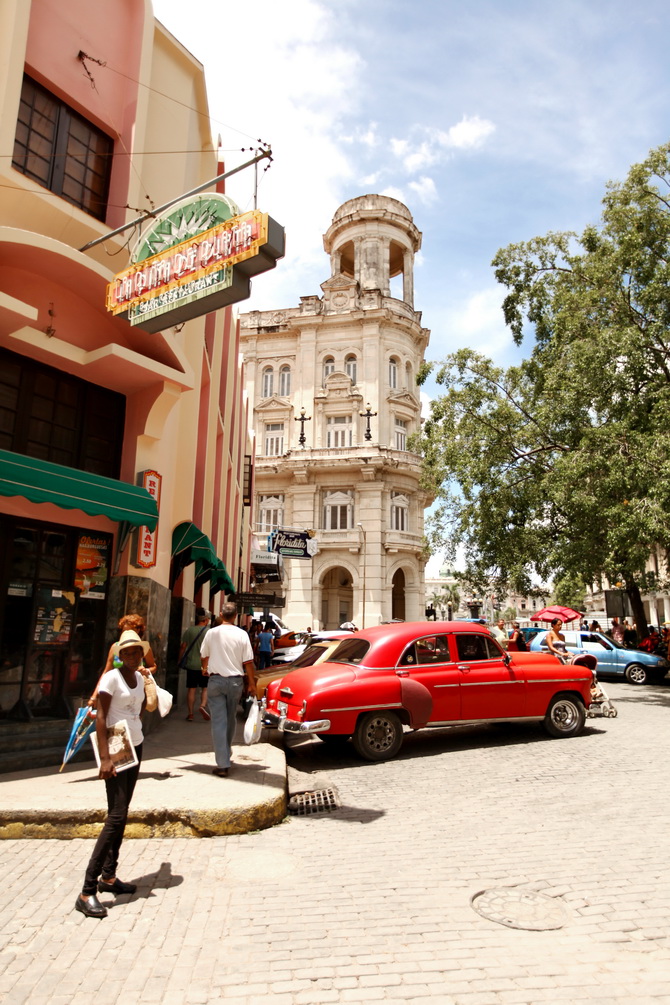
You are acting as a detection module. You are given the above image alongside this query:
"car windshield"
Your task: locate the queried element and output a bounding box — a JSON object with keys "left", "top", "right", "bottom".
{"left": 330, "top": 638, "right": 371, "bottom": 665}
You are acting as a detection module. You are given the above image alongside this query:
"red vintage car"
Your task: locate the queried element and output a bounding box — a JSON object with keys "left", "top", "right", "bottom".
{"left": 264, "top": 620, "right": 597, "bottom": 761}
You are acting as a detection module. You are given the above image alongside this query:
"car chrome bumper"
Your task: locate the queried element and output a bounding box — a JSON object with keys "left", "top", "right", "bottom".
{"left": 264, "top": 710, "right": 331, "bottom": 733}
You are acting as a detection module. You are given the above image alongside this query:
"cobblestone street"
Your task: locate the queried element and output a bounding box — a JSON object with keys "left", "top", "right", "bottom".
{"left": 1, "top": 679, "right": 670, "bottom": 1004}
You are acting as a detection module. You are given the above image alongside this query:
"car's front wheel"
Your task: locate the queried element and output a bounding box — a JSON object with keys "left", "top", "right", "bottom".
{"left": 543, "top": 695, "right": 586, "bottom": 738}
{"left": 624, "top": 663, "right": 649, "bottom": 685}
{"left": 352, "top": 710, "right": 403, "bottom": 761}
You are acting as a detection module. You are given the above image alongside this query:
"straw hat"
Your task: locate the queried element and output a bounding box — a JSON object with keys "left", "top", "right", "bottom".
{"left": 118, "top": 629, "right": 143, "bottom": 651}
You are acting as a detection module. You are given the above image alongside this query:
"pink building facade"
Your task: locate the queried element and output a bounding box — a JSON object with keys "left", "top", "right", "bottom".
{"left": 0, "top": 0, "right": 258, "bottom": 734}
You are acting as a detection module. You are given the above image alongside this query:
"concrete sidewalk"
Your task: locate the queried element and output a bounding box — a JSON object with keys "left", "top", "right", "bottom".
{"left": 0, "top": 711, "right": 287, "bottom": 839}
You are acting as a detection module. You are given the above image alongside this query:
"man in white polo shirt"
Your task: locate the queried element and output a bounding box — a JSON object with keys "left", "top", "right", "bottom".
{"left": 200, "top": 602, "right": 256, "bottom": 777}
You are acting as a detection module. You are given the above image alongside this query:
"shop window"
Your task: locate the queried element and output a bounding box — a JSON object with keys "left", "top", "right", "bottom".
{"left": 0, "top": 348, "right": 125, "bottom": 478}
{"left": 12, "top": 75, "right": 112, "bottom": 222}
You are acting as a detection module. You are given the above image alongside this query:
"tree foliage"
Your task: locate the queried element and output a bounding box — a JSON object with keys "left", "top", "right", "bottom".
{"left": 421, "top": 142, "right": 670, "bottom": 634}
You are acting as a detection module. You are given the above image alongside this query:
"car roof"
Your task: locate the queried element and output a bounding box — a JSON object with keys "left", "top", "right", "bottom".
{"left": 326, "top": 621, "right": 493, "bottom": 669}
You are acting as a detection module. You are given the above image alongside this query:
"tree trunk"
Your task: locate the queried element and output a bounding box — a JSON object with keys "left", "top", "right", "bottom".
{"left": 626, "top": 577, "right": 648, "bottom": 640}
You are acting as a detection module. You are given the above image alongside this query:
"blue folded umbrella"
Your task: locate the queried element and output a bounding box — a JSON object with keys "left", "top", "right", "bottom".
{"left": 60, "top": 706, "right": 97, "bottom": 771}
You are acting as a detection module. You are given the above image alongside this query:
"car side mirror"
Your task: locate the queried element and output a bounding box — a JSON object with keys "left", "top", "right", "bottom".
{"left": 502, "top": 652, "right": 511, "bottom": 666}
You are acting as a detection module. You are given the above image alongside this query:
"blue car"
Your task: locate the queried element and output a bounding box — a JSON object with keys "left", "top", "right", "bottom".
{"left": 530, "top": 629, "right": 669, "bottom": 685}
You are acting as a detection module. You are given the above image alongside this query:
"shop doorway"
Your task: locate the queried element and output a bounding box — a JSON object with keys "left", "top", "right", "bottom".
{"left": 0, "top": 519, "right": 110, "bottom": 718}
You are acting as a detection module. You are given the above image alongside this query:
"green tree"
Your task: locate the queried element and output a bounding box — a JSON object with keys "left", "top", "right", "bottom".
{"left": 420, "top": 141, "right": 670, "bottom": 638}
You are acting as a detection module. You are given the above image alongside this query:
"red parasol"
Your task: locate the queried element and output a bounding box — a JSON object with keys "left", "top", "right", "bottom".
{"left": 530, "top": 605, "right": 582, "bottom": 624}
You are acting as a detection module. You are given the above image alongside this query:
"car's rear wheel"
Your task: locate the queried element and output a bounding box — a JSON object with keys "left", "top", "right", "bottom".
{"left": 352, "top": 711, "right": 403, "bottom": 761}
{"left": 543, "top": 695, "right": 586, "bottom": 738}
{"left": 624, "top": 663, "right": 648, "bottom": 685}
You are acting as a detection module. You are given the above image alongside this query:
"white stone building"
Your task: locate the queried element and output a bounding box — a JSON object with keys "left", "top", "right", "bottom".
{"left": 240, "top": 195, "right": 431, "bottom": 629}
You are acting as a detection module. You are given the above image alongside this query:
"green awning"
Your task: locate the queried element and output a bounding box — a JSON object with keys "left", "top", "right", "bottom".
{"left": 0, "top": 449, "right": 158, "bottom": 530}
{"left": 210, "top": 559, "right": 236, "bottom": 596}
{"left": 171, "top": 522, "right": 235, "bottom": 594}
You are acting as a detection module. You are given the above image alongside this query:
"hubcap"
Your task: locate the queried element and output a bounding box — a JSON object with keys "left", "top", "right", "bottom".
{"left": 552, "top": 701, "right": 577, "bottom": 729}
{"left": 365, "top": 717, "right": 394, "bottom": 751}
{"left": 629, "top": 666, "right": 645, "bottom": 683}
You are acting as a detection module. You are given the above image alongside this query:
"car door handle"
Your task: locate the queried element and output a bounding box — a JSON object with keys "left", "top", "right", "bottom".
{"left": 457, "top": 664, "right": 471, "bottom": 673}
{"left": 396, "top": 669, "right": 409, "bottom": 677}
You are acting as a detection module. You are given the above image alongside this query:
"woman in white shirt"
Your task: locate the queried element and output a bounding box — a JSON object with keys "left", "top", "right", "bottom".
{"left": 75, "top": 630, "right": 146, "bottom": 920}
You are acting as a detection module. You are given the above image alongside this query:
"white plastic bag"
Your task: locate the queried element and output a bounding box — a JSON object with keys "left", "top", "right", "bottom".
{"left": 243, "top": 698, "right": 262, "bottom": 745}
{"left": 147, "top": 674, "right": 173, "bottom": 717}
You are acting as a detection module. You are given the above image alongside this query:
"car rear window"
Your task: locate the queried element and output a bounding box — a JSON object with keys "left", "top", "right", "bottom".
{"left": 329, "top": 638, "right": 371, "bottom": 665}
{"left": 290, "top": 644, "right": 330, "bottom": 669}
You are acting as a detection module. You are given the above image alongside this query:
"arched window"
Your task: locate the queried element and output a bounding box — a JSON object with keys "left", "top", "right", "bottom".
{"left": 389, "top": 356, "right": 398, "bottom": 389}
{"left": 322, "top": 490, "right": 353, "bottom": 530}
{"left": 391, "top": 493, "right": 409, "bottom": 532}
{"left": 279, "top": 365, "right": 291, "bottom": 396}
{"left": 323, "top": 356, "right": 335, "bottom": 384}
{"left": 345, "top": 354, "right": 357, "bottom": 384}
{"left": 261, "top": 366, "right": 273, "bottom": 398}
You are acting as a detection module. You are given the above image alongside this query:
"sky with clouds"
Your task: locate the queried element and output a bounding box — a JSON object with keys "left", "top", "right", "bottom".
{"left": 153, "top": 0, "right": 670, "bottom": 377}
{"left": 154, "top": 0, "right": 669, "bottom": 572}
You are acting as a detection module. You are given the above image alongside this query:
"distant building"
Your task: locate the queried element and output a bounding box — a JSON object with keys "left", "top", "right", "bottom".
{"left": 241, "top": 195, "right": 431, "bottom": 628}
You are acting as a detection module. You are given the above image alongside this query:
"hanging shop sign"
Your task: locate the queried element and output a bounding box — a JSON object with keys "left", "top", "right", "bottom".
{"left": 106, "top": 193, "right": 285, "bottom": 333}
{"left": 134, "top": 470, "right": 162, "bottom": 569}
{"left": 74, "top": 533, "right": 112, "bottom": 599}
{"left": 270, "top": 530, "right": 318, "bottom": 559}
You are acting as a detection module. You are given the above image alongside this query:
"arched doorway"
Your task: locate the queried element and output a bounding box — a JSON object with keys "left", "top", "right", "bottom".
{"left": 392, "top": 569, "right": 406, "bottom": 621}
{"left": 320, "top": 566, "right": 354, "bottom": 629}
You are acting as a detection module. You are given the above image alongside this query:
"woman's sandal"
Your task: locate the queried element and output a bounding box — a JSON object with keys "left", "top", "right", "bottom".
{"left": 186, "top": 714, "right": 194, "bottom": 721}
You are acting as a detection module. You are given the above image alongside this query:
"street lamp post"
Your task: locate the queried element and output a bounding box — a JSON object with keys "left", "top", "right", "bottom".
{"left": 359, "top": 403, "right": 378, "bottom": 441}
{"left": 294, "top": 407, "right": 311, "bottom": 447}
{"left": 357, "top": 522, "right": 366, "bottom": 628}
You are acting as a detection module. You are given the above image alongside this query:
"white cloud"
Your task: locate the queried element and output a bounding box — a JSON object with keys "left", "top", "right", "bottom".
{"left": 389, "top": 116, "right": 495, "bottom": 176}
{"left": 439, "top": 115, "right": 496, "bottom": 150}
{"left": 153, "top": 0, "right": 365, "bottom": 311}
{"left": 380, "top": 185, "right": 406, "bottom": 202}
{"left": 430, "top": 286, "right": 514, "bottom": 362}
{"left": 408, "top": 176, "right": 438, "bottom": 204}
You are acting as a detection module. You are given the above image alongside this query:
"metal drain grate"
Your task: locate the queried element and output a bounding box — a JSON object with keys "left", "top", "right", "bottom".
{"left": 288, "top": 788, "right": 340, "bottom": 815}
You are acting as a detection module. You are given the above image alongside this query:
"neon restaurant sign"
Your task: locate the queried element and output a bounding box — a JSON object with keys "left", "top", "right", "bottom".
{"left": 106, "top": 194, "right": 285, "bottom": 332}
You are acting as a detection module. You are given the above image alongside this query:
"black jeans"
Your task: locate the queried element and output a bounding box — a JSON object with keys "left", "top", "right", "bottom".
{"left": 82, "top": 743, "right": 143, "bottom": 895}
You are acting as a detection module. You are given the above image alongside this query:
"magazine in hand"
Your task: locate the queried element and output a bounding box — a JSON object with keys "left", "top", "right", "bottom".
{"left": 90, "top": 718, "right": 138, "bottom": 774}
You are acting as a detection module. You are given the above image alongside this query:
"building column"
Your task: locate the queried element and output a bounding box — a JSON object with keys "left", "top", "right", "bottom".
{"left": 402, "top": 249, "right": 414, "bottom": 307}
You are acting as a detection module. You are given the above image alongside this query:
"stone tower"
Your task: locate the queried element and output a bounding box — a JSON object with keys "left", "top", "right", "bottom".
{"left": 240, "top": 195, "right": 431, "bottom": 629}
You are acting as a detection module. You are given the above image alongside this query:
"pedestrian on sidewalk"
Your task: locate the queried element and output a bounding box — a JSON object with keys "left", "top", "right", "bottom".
{"left": 75, "top": 630, "right": 146, "bottom": 920}
{"left": 180, "top": 607, "right": 211, "bottom": 721}
{"left": 257, "top": 622, "right": 275, "bottom": 670}
{"left": 200, "top": 602, "right": 256, "bottom": 778}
